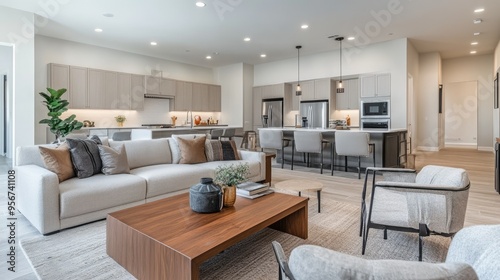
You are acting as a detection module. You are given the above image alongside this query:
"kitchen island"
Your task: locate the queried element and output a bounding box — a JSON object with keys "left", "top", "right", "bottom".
{"left": 131, "top": 125, "right": 241, "bottom": 140}
{"left": 259, "top": 127, "right": 407, "bottom": 169}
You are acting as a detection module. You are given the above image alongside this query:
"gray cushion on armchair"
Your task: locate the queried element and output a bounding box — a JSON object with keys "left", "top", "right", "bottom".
{"left": 289, "top": 244, "right": 478, "bottom": 280}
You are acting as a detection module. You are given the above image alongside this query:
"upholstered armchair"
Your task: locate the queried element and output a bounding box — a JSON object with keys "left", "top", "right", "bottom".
{"left": 361, "top": 165, "right": 470, "bottom": 261}
{"left": 272, "top": 224, "right": 500, "bottom": 280}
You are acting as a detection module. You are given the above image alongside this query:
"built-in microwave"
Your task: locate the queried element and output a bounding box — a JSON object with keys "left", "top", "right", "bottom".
{"left": 360, "top": 100, "right": 390, "bottom": 118}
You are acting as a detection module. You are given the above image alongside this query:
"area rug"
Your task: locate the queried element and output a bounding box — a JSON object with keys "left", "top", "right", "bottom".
{"left": 20, "top": 196, "right": 450, "bottom": 280}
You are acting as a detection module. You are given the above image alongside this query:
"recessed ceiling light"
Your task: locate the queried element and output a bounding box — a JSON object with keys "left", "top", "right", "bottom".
{"left": 260, "top": 54, "right": 267, "bottom": 58}
{"left": 94, "top": 28, "right": 103, "bottom": 32}
{"left": 196, "top": 2, "right": 206, "bottom": 7}
{"left": 471, "top": 42, "right": 478, "bottom": 45}
{"left": 470, "top": 50, "right": 477, "bottom": 54}
{"left": 206, "top": 55, "right": 212, "bottom": 59}
{"left": 244, "top": 37, "right": 251, "bottom": 42}
{"left": 474, "top": 32, "right": 481, "bottom": 36}
{"left": 301, "top": 24, "right": 309, "bottom": 29}
{"left": 473, "top": 18, "right": 482, "bottom": 24}
{"left": 474, "top": 8, "right": 485, "bottom": 13}
{"left": 102, "top": 13, "right": 114, "bottom": 17}
{"left": 347, "top": 36, "right": 355, "bottom": 41}
{"left": 150, "top": 41, "right": 157, "bottom": 46}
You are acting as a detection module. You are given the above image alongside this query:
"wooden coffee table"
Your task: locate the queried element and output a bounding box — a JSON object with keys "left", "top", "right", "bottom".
{"left": 106, "top": 192, "right": 308, "bottom": 280}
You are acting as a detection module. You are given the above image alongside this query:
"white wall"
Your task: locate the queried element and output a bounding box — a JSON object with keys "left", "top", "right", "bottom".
{"left": 215, "top": 63, "right": 244, "bottom": 127}
{"left": 417, "top": 52, "right": 441, "bottom": 151}
{"left": 35, "top": 35, "right": 216, "bottom": 144}
{"left": 442, "top": 54, "right": 494, "bottom": 151}
{"left": 242, "top": 63, "right": 254, "bottom": 131}
{"left": 0, "top": 45, "right": 13, "bottom": 157}
{"left": 407, "top": 41, "right": 419, "bottom": 153}
{"left": 254, "top": 38, "right": 408, "bottom": 129}
{"left": 0, "top": 6, "right": 35, "bottom": 160}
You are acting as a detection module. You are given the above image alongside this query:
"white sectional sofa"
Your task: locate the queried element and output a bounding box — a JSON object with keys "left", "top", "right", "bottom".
{"left": 15, "top": 137, "right": 266, "bottom": 234}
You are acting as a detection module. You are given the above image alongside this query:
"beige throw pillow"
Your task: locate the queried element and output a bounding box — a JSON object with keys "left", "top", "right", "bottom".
{"left": 177, "top": 136, "right": 207, "bottom": 164}
{"left": 98, "top": 145, "right": 130, "bottom": 175}
{"left": 39, "top": 143, "right": 75, "bottom": 182}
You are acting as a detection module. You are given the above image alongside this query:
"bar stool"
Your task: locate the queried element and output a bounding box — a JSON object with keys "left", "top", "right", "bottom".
{"left": 240, "top": 130, "right": 258, "bottom": 149}
{"left": 258, "top": 129, "right": 292, "bottom": 169}
{"left": 292, "top": 131, "right": 332, "bottom": 174}
{"left": 220, "top": 128, "right": 235, "bottom": 140}
{"left": 209, "top": 128, "right": 224, "bottom": 140}
{"left": 334, "top": 131, "right": 375, "bottom": 179}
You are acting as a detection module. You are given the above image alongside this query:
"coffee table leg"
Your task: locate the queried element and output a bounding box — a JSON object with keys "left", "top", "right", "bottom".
{"left": 298, "top": 191, "right": 301, "bottom": 197}
{"left": 317, "top": 190, "right": 321, "bottom": 213}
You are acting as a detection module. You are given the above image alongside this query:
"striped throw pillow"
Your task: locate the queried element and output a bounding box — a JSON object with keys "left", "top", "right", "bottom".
{"left": 66, "top": 135, "right": 102, "bottom": 178}
{"left": 205, "top": 140, "right": 240, "bottom": 161}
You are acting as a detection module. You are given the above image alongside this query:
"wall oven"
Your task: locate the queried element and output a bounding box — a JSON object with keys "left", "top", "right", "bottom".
{"left": 361, "top": 100, "right": 390, "bottom": 118}
{"left": 361, "top": 119, "right": 390, "bottom": 130}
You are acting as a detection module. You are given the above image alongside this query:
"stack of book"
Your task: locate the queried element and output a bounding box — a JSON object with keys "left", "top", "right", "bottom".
{"left": 236, "top": 182, "right": 274, "bottom": 199}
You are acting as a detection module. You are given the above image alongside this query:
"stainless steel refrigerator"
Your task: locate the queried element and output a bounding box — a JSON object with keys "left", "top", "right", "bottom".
{"left": 261, "top": 98, "right": 283, "bottom": 127}
{"left": 300, "top": 100, "right": 329, "bottom": 129}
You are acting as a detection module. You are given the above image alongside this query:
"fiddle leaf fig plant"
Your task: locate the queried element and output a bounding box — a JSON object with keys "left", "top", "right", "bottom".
{"left": 39, "top": 88, "right": 83, "bottom": 142}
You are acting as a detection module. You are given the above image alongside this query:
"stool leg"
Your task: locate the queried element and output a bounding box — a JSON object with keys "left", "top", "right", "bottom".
{"left": 281, "top": 145, "right": 284, "bottom": 169}
{"left": 317, "top": 190, "right": 321, "bottom": 213}
{"left": 345, "top": 156, "right": 348, "bottom": 172}
{"left": 291, "top": 140, "right": 295, "bottom": 170}
{"left": 358, "top": 156, "right": 361, "bottom": 179}
{"left": 298, "top": 191, "right": 301, "bottom": 197}
{"left": 320, "top": 147, "right": 324, "bottom": 174}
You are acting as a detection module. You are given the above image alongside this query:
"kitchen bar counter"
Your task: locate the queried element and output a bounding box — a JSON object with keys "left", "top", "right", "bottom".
{"left": 258, "top": 127, "right": 407, "bottom": 169}
{"left": 131, "top": 125, "right": 241, "bottom": 140}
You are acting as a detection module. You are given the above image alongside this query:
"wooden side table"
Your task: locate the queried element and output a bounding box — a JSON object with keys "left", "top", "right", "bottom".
{"left": 274, "top": 179, "right": 323, "bottom": 213}
{"left": 264, "top": 152, "right": 276, "bottom": 185}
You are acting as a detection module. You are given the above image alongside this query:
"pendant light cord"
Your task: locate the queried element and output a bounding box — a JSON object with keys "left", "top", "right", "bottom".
{"left": 339, "top": 39, "right": 342, "bottom": 83}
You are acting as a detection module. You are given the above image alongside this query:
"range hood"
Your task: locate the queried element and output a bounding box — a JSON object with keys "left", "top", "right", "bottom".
{"left": 144, "top": 93, "right": 174, "bottom": 99}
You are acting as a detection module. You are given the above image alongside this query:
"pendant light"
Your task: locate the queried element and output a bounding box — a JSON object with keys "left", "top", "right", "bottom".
{"left": 296, "top": 45, "right": 302, "bottom": 96}
{"left": 335, "top": 37, "right": 345, "bottom": 93}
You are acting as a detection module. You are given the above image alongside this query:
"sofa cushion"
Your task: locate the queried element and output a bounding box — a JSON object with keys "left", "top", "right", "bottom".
{"left": 98, "top": 145, "right": 130, "bottom": 175}
{"left": 416, "top": 165, "right": 469, "bottom": 188}
{"left": 168, "top": 134, "right": 208, "bottom": 164}
{"left": 205, "top": 140, "right": 240, "bottom": 161}
{"left": 177, "top": 136, "right": 207, "bottom": 164}
{"left": 66, "top": 135, "right": 103, "bottom": 178}
{"left": 289, "top": 244, "right": 478, "bottom": 280}
{"left": 131, "top": 164, "right": 213, "bottom": 198}
{"left": 110, "top": 138, "right": 171, "bottom": 169}
{"left": 59, "top": 173, "right": 146, "bottom": 219}
{"left": 39, "top": 143, "right": 75, "bottom": 182}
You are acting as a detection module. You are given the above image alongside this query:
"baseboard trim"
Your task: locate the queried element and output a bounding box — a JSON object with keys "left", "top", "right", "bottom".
{"left": 417, "top": 146, "right": 439, "bottom": 152}
{"left": 478, "top": 146, "right": 494, "bottom": 153}
{"left": 445, "top": 143, "right": 477, "bottom": 149}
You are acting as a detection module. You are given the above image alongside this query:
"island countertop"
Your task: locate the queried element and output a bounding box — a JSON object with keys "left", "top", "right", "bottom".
{"left": 258, "top": 127, "right": 407, "bottom": 133}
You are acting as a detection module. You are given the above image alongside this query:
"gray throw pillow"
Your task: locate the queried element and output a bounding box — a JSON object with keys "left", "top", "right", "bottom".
{"left": 98, "top": 145, "right": 130, "bottom": 175}
{"left": 66, "top": 135, "right": 102, "bottom": 178}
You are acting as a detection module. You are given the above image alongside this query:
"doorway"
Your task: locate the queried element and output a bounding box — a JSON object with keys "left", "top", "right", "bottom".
{"left": 444, "top": 81, "right": 478, "bottom": 148}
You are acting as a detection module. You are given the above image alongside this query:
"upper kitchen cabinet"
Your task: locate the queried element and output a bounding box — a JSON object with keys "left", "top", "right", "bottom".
{"left": 261, "top": 84, "right": 285, "bottom": 99}
{"left": 313, "top": 78, "right": 332, "bottom": 100}
{"left": 160, "top": 78, "right": 176, "bottom": 97}
{"left": 192, "top": 83, "right": 209, "bottom": 111}
{"left": 69, "top": 66, "right": 88, "bottom": 109}
{"left": 336, "top": 78, "right": 359, "bottom": 110}
{"left": 130, "top": 74, "right": 145, "bottom": 110}
{"left": 298, "top": 80, "right": 315, "bottom": 100}
{"left": 47, "top": 63, "right": 69, "bottom": 92}
{"left": 208, "top": 85, "right": 221, "bottom": 112}
{"left": 360, "top": 73, "right": 391, "bottom": 98}
{"left": 172, "top": 81, "right": 192, "bottom": 111}
{"left": 145, "top": 76, "right": 161, "bottom": 95}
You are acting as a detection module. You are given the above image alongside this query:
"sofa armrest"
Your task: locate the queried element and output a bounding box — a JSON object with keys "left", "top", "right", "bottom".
{"left": 239, "top": 150, "right": 266, "bottom": 182}
{"left": 289, "top": 245, "right": 477, "bottom": 280}
{"left": 15, "top": 165, "right": 61, "bottom": 234}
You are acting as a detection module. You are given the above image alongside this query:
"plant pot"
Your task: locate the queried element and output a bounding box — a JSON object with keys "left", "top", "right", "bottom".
{"left": 223, "top": 185, "right": 237, "bottom": 207}
{"left": 117, "top": 122, "right": 124, "bottom": 127}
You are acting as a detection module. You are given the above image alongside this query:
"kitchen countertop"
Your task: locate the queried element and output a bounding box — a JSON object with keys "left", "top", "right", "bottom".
{"left": 259, "top": 127, "right": 407, "bottom": 133}
{"left": 77, "top": 125, "right": 231, "bottom": 130}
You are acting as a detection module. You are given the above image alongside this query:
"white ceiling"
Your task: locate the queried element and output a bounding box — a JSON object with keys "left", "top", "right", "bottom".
{"left": 1, "top": 0, "right": 499, "bottom": 68}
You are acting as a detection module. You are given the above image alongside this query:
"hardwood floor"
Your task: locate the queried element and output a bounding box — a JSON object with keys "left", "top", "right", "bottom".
{"left": 0, "top": 148, "right": 498, "bottom": 279}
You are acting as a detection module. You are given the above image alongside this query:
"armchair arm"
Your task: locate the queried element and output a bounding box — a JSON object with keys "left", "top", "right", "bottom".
{"left": 374, "top": 181, "right": 470, "bottom": 192}
{"left": 15, "top": 165, "right": 61, "bottom": 234}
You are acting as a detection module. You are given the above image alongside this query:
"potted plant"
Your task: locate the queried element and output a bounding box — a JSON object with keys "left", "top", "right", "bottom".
{"left": 115, "top": 115, "right": 126, "bottom": 127}
{"left": 214, "top": 163, "right": 250, "bottom": 207}
{"left": 39, "top": 88, "right": 83, "bottom": 143}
